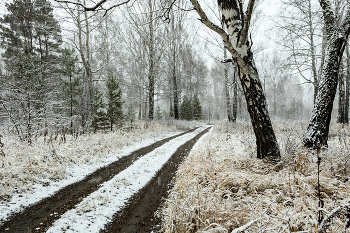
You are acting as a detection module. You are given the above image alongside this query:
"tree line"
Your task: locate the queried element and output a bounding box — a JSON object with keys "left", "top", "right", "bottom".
{"left": 1, "top": 0, "right": 350, "bottom": 162}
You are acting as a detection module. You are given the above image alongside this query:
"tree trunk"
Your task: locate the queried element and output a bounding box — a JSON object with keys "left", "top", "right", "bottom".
{"left": 337, "top": 61, "right": 345, "bottom": 123}
{"left": 236, "top": 62, "right": 280, "bottom": 159}
{"left": 224, "top": 46, "right": 232, "bottom": 122}
{"left": 303, "top": 1, "right": 350, "bottom": 148}
{"left": 345, "top": 45, "right": 350, "bottom": 124}
{"left": 148, "top": 0, "right": 155, "bottom": 120}
{"left": 232, "top": 67, "right": 238, "bottom": 122}
{"left": 172, "top": 62, "right": 179, "bottom": 120}
{"left": 190, "top": 0, "right": 280, "bottom": 159}
{"left": 304, "top": 37, "right": 348, "bottom": 148}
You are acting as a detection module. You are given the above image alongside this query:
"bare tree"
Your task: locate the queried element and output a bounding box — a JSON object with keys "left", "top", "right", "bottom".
{"left": 277, "top": 0, "right": 324, "bottom": 104}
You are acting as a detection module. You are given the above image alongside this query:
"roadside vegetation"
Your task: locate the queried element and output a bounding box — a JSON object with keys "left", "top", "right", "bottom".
{"left": 161, "top": 121, "right": 350, "bottom": 232}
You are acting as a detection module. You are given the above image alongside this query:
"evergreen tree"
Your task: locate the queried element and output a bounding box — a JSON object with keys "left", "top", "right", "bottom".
{"left": 106, "top": 73, "right": 124, "bottom": 131}
{"left": 126, "top": 104, "right": 136, "bottom": 130}
{"left": 59, "top": 48, "right": 83, "bottom": 134}
{"left": 91, "top": 87, "right": 108, "bottom": 132}
{"left": 192, "top": 94, "right": 202, "bottom": 120}
{"left": 0, "top": 0, "right": 62, "bottom": 141}
{"left": 169, "top": 104, "right": 174, "bottom": 118}
{"left": 156, "top": 106, "right": 162, "bottom": 120}
{"left": 180, "top": 97, "right": 192, "bottom": 121}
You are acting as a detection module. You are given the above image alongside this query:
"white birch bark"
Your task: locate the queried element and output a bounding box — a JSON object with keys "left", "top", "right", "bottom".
{"left": 190, "top": 0, "right": 280, "bottom": 159}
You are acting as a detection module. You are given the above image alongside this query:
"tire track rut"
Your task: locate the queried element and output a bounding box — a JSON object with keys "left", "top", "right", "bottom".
{"left": 0, "top": 127, "right": 198, "bottom": 233}
{"left": 101, "top": 127, "right": 211, "bottom": 233}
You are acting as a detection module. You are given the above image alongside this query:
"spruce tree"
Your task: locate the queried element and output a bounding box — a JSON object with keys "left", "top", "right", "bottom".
{"left": 106, "top": 73, "right": 124, "bottom": 131}
{"left": 91, "top": 87, "right": 108, "bottom": 132}
{"left": 180, "top": 97, "right": 192, "bottom": 121}
{"left": 126, "top": 104, "right": 136, "bottom": 130}
{"left": 156, "top": 106, "right": 162, "bottom": 120}
{"left": 169, "top": 104, "right": 174, "bottom": 118}
{"left": 59, "top": 48, "right": 83, "bottom": 134}
{"left": 192, "top": 94, "right": 202, "bottom": 120}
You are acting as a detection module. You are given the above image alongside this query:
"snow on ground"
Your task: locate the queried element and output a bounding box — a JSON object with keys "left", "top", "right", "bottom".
{"left": 46, "top": 126, "right": 210, "bottom": 233}
{"left": 0, "top": 121, "right": 200, "bottom": 224}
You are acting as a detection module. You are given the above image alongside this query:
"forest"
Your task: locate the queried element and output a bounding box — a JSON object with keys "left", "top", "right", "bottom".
{"left": 0, "top": 0, "right": 350, "bottom": 232}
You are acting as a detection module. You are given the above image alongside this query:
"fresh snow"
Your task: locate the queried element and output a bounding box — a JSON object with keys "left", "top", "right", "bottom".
{"left": 0, "top": 130, "right": 182, "bottom": 224}
{"left": 46, "top": 126, "right": 209, "bottom": 232}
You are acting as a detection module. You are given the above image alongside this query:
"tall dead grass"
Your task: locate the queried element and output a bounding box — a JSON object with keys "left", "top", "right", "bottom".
{"left": 161, "top": 121, "right": 350, "bottom": 232}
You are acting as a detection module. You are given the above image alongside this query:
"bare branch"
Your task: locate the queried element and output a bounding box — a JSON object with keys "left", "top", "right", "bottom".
{"left": 54, "top": 0, "right": 130, "bottom": 12}
{"left": 240, "top": 0, "right": 255, "bottom": 45}
{"left": 318, "top": 203, "right": 350, "bottom": 233}
{"left": 189, "top": 0, "right": 243, "bottom": 62}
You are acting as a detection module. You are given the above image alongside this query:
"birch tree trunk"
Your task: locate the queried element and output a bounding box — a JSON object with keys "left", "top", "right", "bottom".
{"left": 232, "top": 67, "right": 238, "bottom": 122}
{"left": 190, "top": 0, "right": 280, "bottom": 159}
{"left": 224, "top": 46, "right": 233, "bottom": 122}
{"left": 337, "top": 63, "right": 345, "bottom": 123}
{"left": 303, "top": 0, "right": 350, "bottom": 148}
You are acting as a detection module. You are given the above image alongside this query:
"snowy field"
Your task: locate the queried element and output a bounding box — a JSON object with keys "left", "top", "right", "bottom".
{"left": 0, "top": 120, "right": 202, "bottom": 224}
{"left": 161, "top": 121, "right": 350, "bottom": 232}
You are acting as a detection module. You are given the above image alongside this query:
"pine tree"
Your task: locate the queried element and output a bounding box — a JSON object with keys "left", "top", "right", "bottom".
{"left": 106, "top": 73, "right": 124, "bottom": 131}
{"left": 91, "top": 88, "right": 108, "bottom": 132}
{"left": 192, "top": 94, "right": 202, "bottom": 120}
{"left": 59, "top": 48, "right": 83, "bottom": 134}
{"left": 0, "top": 0, "right": 62, "bottom": 142}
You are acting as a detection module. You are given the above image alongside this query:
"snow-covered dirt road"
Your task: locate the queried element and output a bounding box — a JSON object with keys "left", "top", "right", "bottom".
{"left": 0, "top": 126, "right": 210, "bottom": 233}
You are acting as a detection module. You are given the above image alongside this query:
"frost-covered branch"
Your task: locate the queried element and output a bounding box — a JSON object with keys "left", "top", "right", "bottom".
{"left": 317, "top": 203, "right": 350, "bottom": 233}
{"left": 231, "top": 218, "right": 262, "bottom": 233}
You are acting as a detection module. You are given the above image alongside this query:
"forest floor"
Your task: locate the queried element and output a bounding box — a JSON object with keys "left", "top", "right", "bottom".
{"left": 0, "top": 120, "right": 210, "bottom": 232}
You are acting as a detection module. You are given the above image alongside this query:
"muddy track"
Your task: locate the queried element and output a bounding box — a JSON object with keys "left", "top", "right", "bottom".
{"left": 101, "top": 127, "right": 211, "bottom": 233}
{"left": 0, "top": 128, "right": 199, "bottom": 233}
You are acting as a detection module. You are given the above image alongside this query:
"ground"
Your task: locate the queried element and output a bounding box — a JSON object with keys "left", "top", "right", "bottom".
{"left": 160, "top": 121, "right": 350, "bottom": 233}
{"left": 0, "top": 120, "right": 349, "bottom": 233}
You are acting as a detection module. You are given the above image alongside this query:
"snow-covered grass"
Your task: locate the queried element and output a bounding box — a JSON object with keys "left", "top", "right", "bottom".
{"left": 161, "top": 120, "right": 350, "bottom": 232}
{"left": 0, "top": 120, "right": 202, "bottom": 223}
{"left": 46, "top": 126, "right": 209, "bottom": 233}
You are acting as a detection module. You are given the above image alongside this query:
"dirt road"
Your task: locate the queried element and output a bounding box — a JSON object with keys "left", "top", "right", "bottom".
{"left": 0, "top": 126, "right": 210, "bottom": 233}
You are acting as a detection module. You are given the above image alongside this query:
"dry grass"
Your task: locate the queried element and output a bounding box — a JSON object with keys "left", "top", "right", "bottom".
{"left": 161, "top": 121, "right": 350, "bottom": 233}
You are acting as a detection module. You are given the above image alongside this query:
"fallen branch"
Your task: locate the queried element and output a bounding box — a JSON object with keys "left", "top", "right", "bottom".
{"left": 231, "top": 218, "right": 262, "bottom": 233}
{"left": 318, "top": 203, "right": 350, "bottom": 233}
